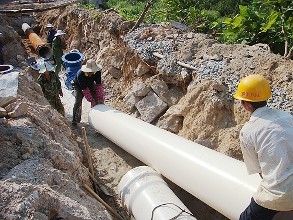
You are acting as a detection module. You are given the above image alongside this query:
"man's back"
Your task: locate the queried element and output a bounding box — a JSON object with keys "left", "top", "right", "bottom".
{"left": 240, "top": 107, "right": 293, "bottom": 211}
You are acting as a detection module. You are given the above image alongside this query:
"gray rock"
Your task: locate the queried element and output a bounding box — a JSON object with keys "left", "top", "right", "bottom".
{"left": 164, "top": 86, "right": 184, "bottom": 106}
{"left": 135, "top": 63, "right": 150, "bottom": 76}
{"left": 123, "top": 93, "right": 141, "bottom": 109}
{"left": 150, "top": 80, "right": 168, "bottom": 98}
{"left": 135, "top": 91, "right": 168, "bottom": 123}
{"left": 108, "top": 66, "right": 122, "bottom": 79}
{"left": 6, "top": 101, "right": 28, "bottom": 118}
{"left": 132, "top": 82, "right": 151, "bottom": 97}
{"left": 0, "top": 71, "right": 19, "bottom": 107}
{"left": 158, "top": 115, "right": 183, "bottom": 133}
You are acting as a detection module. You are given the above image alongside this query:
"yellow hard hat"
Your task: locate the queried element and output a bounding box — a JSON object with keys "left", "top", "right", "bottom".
{"left": 233, "top": 74, "right": 271, "bottom": 102}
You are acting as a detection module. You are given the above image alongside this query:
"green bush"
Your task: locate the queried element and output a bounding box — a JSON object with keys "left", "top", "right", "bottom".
{"left": 105, "top": 0, "right": 146, "bottom": 20}
{"left": 89, "top": 0, "right": 292, "bottom": 56}
{"left": 220, "top": 0, "right": 293, "bottom": 55}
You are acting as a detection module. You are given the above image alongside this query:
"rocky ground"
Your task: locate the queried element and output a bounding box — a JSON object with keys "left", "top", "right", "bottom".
{"left": 0, "top": 1, "right": 292, "bottom": 220}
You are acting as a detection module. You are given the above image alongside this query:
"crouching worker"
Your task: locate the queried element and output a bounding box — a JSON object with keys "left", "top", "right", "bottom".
{"left": 38, "top": 61, "right": 65, "bottom": 116}
{"left": 234, "top": 74, "right": 293, "bottom": 220}
{"left": 71, "top": 59, "right": 105, "bottom": 125}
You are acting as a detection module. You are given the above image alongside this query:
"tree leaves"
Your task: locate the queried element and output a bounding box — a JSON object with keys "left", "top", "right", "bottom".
{"left": 220, "top": 0, "right": 292, "bottom": 55}
{"left": 105, "top": 0, "right": 292, "bottom": 56}
{"left": 261, "top": 11, "right": 278, "bottom": 32}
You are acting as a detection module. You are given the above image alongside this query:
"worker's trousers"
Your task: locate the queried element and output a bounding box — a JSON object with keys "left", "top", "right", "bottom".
{"left": 239, "top": 197, "right": 279, "bottom": 220}
{"left": 54, "top": 55, "right": 63, "bottom": 75}
{"left": 72, "top": 86, "right": 83, "bottom": 124}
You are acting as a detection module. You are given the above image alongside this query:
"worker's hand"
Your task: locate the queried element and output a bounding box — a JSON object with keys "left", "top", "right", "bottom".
{"left": 59, "top": 91, "right": 63, "bottom": 97}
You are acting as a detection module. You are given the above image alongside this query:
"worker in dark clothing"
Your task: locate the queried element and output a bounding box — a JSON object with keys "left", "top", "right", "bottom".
{"left": 38, "top": 61, "right": 65, "bottom": 116}
{"left": 71, "top": 59, "right": 104, "bottom": 125}
{"left": 52, "top": 29, "right": 66, "bottom": 75}
{"left": 0, "top": 32, "right": 4, "bottom": 65}
{"left": 45, "top": 23, "right": 56, "bottom": 47}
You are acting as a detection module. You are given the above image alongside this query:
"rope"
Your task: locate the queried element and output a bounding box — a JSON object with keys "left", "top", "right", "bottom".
{"left": 150, "top": 202, "right": 195, "bottom": 220}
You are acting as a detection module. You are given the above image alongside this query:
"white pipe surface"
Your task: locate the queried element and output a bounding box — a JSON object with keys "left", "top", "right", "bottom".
{"left": 89, "top": 105, "right": 261, "bottom": 220}
{"left": 118, "top": 166, "right": 197, "bottom": 220}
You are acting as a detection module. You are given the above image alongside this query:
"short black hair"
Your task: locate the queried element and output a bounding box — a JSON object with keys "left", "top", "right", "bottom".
{"left": 250, "top": 101, "right": 267, "bottom": 109}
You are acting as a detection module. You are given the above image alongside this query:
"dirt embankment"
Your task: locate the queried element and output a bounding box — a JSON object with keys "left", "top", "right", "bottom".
{"left": 0, "top": 2, "right": 292, "bottom": 220}
{"left": 34, "top": 4, "right": 292, "bottom": 159}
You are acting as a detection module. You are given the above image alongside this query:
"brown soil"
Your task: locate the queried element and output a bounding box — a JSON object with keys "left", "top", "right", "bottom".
{"left": 0, "top": 2, "right": 292, "bottom": 220}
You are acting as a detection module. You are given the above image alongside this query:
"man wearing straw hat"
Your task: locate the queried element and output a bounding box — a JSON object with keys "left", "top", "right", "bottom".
{"left": 37, "top": 60, "right": 64, "bottom": 116}
{"left": 71, "top": 59, "right": 105, "bottom": 126}
{"left": 52, "top": 29, "right": 66, "bottom": 75}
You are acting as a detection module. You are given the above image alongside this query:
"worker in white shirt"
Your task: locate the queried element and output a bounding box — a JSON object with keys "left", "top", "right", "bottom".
{"left": 234, "top": 74, "right": 293, "bottom": 220}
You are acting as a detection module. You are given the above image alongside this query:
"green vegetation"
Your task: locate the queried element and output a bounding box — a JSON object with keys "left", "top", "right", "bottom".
{"left": 80, "top": 0, "right": 293, "bottom": 56}
{"left": 220, "top": 0, "right": 293, "bottom": 56}
{"left": 77, "top": 2, "right": 96, "bottom": 10}
{"left": 104, "top": 0, "right": 165, "bottom": 23}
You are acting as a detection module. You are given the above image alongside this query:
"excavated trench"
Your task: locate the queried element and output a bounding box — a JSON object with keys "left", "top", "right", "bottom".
{"left": 0, "top": 5, "right": 228, "bottom": 220}
{"left": 1, "top": 1, "right": 292, "bottom": 220}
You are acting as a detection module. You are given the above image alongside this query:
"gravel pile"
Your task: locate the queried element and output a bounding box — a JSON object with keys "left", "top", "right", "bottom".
{"left": 125, "top": 25, "right": 292, "bottom": 114}
{"left": 124, "top": 25, "right": 181, "bottom": 62}
{"left": 270, "top": 87, "right": 293, "bottom": 113}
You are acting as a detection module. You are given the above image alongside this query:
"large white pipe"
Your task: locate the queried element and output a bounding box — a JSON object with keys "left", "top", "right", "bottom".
{"left": 89, "top": 105, "right": 261, "bottom": 220}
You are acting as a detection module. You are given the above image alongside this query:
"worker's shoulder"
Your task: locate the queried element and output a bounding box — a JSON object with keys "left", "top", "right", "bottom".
{"left": 244, "top": 109, "right": 292, "bottom": 132}
{"left": 266, "top": 108, "right": 293, "bottom": 124}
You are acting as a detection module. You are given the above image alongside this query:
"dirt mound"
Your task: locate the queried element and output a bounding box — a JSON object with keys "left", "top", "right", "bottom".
{"left": 1, "top": 2, "right": 292, "bottom": 220}
{"left": 0, "top": 71, "right": 112, "bottom": 219}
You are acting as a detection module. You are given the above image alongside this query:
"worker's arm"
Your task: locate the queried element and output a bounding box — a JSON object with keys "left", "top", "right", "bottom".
{"left": 240, "top": 132, "right": 261, "bottom": 175}
{"left": 95, "top": 84, "right": 105, "bottom": 104}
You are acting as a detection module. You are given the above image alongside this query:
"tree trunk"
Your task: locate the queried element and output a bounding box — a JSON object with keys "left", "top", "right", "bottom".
{"left": 129, "top": 0, "right": 154, "bottom": 33}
